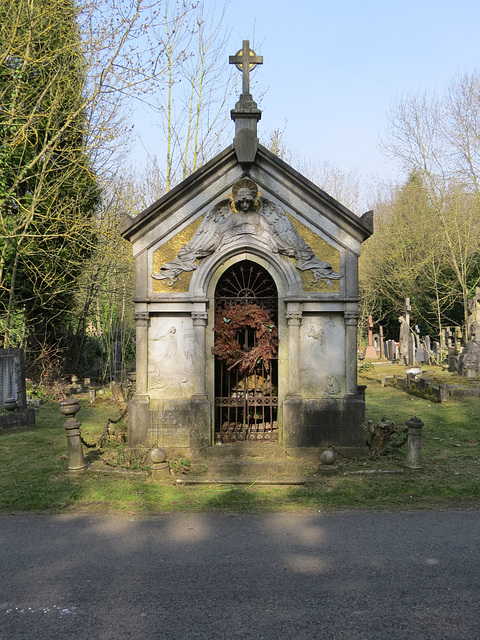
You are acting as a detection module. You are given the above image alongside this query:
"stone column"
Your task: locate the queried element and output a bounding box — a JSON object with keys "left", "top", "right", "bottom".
{"left": 191, "top": 312, "right": 208, "bottom": 398}
{"left": 283, "top": 309, "right": 304, "bottom": 447}
{"left": 344, "top": 310, "right": 360, "bottom": 395}
{"left": 134, "top": 312, "right": 149, "bottom": 395}
{"left": 286, "top": 311, "right": 302, "bottom": 396}
{"left": 129, "top": 312, "right": 150, "bottom": 448}
{"left": 405, "top": 416, "right": 425, "bottom": 470}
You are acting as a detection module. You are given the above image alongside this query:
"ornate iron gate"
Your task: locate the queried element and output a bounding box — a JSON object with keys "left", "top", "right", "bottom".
{"left": 214, "top": 261, "right": 278, "bottom": 442}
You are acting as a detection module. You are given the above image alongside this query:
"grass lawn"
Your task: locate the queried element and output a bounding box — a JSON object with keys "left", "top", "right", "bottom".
{"left": 1, "top": 367, "right": 479, "bottom": 514}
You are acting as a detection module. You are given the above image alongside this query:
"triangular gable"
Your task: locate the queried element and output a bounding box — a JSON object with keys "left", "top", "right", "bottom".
{"left": 121, "top": 143, "right": 372, "bottom": 254}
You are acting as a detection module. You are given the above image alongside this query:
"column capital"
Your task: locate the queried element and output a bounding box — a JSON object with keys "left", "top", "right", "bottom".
{"left": 286, "top": 311, "right": 302, "bottom": 326}
{"left": 344, "top": 311, "right": 360, "bottom": 325}
{"left": 192, "top": 312, "right": 208, "bottom": 326}
{"left": 134, "top": 312, "right": 149, "bottom": 325}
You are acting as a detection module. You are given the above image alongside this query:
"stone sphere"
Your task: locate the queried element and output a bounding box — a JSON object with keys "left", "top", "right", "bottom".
{"left": 150, "top": 448, "right": 167, "bottom": 464}
{"left": 320, "top": 449, "right": 337, "bottom": 466}
{"left": 4, "top": 397, "right": 17, "bottom": 411}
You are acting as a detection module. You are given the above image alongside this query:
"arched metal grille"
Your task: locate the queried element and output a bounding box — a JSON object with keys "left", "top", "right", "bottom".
{"left": 214, "top": 261, "right": 278, "bottom": 443}
{"left": 215, "top": 262, "right": 277, "bottom": 306}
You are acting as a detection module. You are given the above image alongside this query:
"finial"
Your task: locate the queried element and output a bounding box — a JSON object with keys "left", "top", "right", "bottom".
{"left": 229, "top": 40, "right": 263, "bottom": 163}
{"left": 229, "top": 40, "right": 263, "bottom": 96}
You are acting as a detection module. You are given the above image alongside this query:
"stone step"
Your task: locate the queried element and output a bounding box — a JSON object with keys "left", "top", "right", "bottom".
{"left": 187, "top": 457, "right": 313, "bottom": 482}
{"left": 204, "top": 442, "right": 288, "bottom": 461}
{"left": 176, "top": 476, "right": 313, "bottom": 485}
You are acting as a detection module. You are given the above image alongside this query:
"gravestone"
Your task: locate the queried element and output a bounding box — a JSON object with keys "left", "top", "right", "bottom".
{"left": 385, "top": 339, "right": 398, "bottom": 361}
{"left": 121, "top": 41, "right": 373, "bottom": 458}
{"left": 398, "top": 315, "right": 410, "bottom": 365}
{"left": 467, "top": 287, "right": 480, "bottom": 341}
{"left": 363, "top": 315, "right": 377, "bottom": 359}
{"left": 415, "top": 345, "right": 429, "bottom": 364}
{"left": 458, "top": 321, "right": 480, "bottom": 377}
{"left": 0, "top": 349, "right": 35, "bottom": 433}
{"left": 398, "top": 298, "right": 414, "bottom": 366}
{"left": 378, "top": 326, "right": 385, "bottom": 359}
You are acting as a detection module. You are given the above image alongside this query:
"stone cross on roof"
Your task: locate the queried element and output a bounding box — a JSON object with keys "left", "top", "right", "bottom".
{"left": 229, "top": 40, "right": 263, "bottom": 96}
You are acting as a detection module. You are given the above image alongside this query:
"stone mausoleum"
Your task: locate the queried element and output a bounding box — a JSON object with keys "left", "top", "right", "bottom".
{"left": 121, "top": 42, "right": 373, "bottom": 459}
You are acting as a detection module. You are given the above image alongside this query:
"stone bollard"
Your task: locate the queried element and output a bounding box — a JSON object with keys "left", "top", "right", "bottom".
{"left": 405, "top": 416, "right": 425, "bottom": 470}
{"left": 150, "top": 448, "right": 170, "bottom": 480}
{"left": 59, "top": 397, "right": 87, "bottom": 471}
{"left": 319, "top": 448, "right": 338, "bottom": 473}
{"left": 88, "top": 388, "right": 96, "bottom": 404}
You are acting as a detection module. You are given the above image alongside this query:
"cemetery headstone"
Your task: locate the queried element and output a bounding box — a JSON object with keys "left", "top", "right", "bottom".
{"left": 0, "top": 348, "right": 35, "bottom": 433}
{"left": 363, "top": 315, "right": 377, "bottom": 359}
{"left": 458, "top": 321, "right": 480, "bottom": 378}
{"left": 379, "top": 326, "right": 385, "bottom": 359}
{"left": 467, "top": 287, "right": 480, "bottom": 341}
{"left": 398, "top": 315, "right": 410, "bottom": 365}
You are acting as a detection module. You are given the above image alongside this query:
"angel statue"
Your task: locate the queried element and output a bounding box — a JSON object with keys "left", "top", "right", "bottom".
{"left": 153, "top": 178, "right": 342, "bottom": 286}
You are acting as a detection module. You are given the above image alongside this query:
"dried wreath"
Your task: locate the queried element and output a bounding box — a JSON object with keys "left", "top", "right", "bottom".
{"left": 212, "top": 303, "right": 278, "bottom": 374}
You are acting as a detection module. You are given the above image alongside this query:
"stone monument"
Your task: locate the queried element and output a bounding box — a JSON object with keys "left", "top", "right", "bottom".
{"left": 363, "top": 315, "right": 377, "bottom": 359}
{"left": 121, "top": 41, "right": 373, "bottom": 458}
{"left": 458, "top": 321, "right": 480, "bottom": 378}
{"left": 467, "top": 287, "right": 480, "bottom": 341}
{"left": 0, "top": 348, "right": 35, "bottom": 433}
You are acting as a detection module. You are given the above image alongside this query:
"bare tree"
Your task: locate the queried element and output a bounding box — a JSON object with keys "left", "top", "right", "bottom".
{"left": 145, "top": 0, "right": 235, "bottom": 193}
{"left": 380, "top": 70, "right": 480, "bottom": 327}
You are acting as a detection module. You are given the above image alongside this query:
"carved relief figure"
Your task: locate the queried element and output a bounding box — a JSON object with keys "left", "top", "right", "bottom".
{"left": 327, "top": 375, "right": 341, "bottom": 395}
{"left": 151, "top": 325, "right": 188, "bottom": 392}
{"left": 153, "top": 179, "right": 342, "bottom": 287}
{"left": 307, "top": 324, "right": 324, "bottom": 345}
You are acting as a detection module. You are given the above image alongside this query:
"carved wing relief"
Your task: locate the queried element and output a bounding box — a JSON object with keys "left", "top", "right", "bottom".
{"left": 152, "top": 180, "right": 342, "bottom": 287}
{"left": 152, "top": 199, "right": 231, "bottom": 286}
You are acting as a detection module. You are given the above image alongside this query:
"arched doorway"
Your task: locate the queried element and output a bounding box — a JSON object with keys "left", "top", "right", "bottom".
{"left": 214, "top": 260, "right": 278, "bottom": 442}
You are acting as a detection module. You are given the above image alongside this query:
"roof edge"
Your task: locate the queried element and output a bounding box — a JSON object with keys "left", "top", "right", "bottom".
{"left": 255, "top": 144, "right": 373, "bottom": 240}
{"left": 120, "top": 144, "right": 236, "bottom": 241}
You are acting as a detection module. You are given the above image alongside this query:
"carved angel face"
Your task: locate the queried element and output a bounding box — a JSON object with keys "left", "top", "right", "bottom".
{"left": 234, "top": 188, "right": 255, "bottom": 212}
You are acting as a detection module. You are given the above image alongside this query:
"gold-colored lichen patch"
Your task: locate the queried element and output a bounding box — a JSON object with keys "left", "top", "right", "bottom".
{"left": 286, "top": 213, "right": 341, "bottom": 293}
{"left": 152, "top": 215, "right": 204, "bottom": 293}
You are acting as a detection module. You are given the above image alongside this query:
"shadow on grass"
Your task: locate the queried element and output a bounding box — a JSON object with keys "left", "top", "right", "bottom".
{"left": 2, "top": 385, "right": 480, "bottom": 514}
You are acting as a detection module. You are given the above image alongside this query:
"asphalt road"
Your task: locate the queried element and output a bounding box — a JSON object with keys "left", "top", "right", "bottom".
{"left": 1, "top": 510, "right": 479, "bottom": 639}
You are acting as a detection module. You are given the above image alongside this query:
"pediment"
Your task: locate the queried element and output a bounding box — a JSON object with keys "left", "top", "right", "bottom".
{"left": 121, "top": 145, "right": 372, "bottom": 251}
{"left": 121, "top": 144, "right": 372, "bottom": 300}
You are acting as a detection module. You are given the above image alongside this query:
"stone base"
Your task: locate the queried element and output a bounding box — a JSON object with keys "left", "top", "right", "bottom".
{"left": 127, "top": 394, "right": 150, "bottom": 447}
{"left": 128, "top": 392, "right": 367, "bottom": 456}
{"left": 0, "top": 408, "right": 35, "bottom": 434}
{"left": 285, "top": 445, "right": 368, "bottom": 461}
{"left": 172, "top": 442, "right": 370, "bottom": 483}
{"left": 363, "top": 345, "right": 377, "bottom": 359}
{"left": 128, "top": 395, "right": 211, "bottom": 452}
{"left": 283, "top": 394, "right": 366, "bottom": 448}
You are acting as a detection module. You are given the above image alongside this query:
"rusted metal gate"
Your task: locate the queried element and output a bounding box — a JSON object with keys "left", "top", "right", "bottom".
{"left": 214, "top": 261, "right": 278, "bottom": 443}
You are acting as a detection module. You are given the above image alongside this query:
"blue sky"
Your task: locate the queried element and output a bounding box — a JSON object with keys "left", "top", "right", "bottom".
{"left": 131, "top": 0, "right": 480, "bottom": 190}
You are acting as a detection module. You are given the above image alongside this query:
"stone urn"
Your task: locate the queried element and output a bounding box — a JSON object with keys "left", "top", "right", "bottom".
{"left": 59, "top": 397, "right": 80, "bottom": 417}
{"left": 59, "top": 397, "right": 86, "bottom": 471}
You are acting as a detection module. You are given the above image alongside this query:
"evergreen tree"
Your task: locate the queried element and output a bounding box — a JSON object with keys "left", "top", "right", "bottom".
{"left": 0, "top": 0, "right": 99, "bottom": 359}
